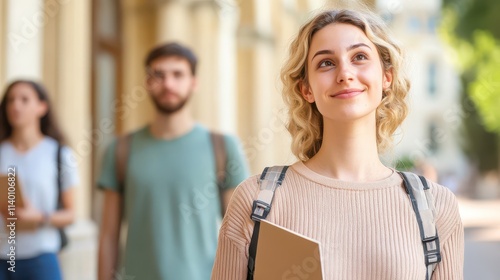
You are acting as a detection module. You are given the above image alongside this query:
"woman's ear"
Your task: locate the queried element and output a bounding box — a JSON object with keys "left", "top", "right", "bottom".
{"left": 37, "top": 101, "right": 49, "bottom": 118}
{"left": 383, "top": 68, "right": 393, "bottom": 90}
{"left": 300, "top": 80, "right": 315, "bottom": 103}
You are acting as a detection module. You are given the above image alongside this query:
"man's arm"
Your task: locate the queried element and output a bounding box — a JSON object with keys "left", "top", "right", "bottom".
{"left": 222, "top": 188, "right": 236, "bottom": 213}
{"left": 98, "top": 190, "right": 123, "bottom": 280}
{"left": 220, "top": 135, "right": 250, "bottom": 214}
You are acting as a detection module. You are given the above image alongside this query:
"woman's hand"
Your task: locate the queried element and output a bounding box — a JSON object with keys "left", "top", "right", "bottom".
{"left": 16, "top": 207, "right": 45, "bottom": 231}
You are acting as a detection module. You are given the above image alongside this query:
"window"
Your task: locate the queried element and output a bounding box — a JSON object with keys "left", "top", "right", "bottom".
{"left": 408, "top": 16, "right": 421, "bottom": 33}
{"left": 428, "top": 61, "right": 437, "bottom": 96}
{"left": 428, "top": 122, "right": 440, "bottom": 154}
{"left": 428, "top": 15, "right": 438, "bottom": 33}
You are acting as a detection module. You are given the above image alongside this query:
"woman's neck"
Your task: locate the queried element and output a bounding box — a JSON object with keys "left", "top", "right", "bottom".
{"left": 9, "top": 125, "right": 45, "bottom": 152}
{"left": 304, "top": 117, "right": 391, "bottom": 182}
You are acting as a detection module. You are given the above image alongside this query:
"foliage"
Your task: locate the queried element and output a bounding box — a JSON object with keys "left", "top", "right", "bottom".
{"left": 439, "top": 5, "right": 500, "bottom": 171}
{"left": 395, "top": 156, "right": 415, "bottom": 172}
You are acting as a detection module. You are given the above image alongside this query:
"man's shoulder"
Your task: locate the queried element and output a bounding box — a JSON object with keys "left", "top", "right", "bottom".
{"left": 200, "top": 126, "right": 242, "bottom": 149}
{"left": 119, "top": 125, "right": 149, "bottom": 139}
{"left": 111, "top": 126, "right": 151, "bottom": 152}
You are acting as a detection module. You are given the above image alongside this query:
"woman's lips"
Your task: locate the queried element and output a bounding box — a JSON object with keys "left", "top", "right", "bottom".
{"left": 330, "top": 89, "right": 364, "bottom": 99}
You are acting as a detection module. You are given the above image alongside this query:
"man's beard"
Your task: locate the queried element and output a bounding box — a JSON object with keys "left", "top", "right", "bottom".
{"left": 150, "top": 91, "right": 191, "bottom": 115}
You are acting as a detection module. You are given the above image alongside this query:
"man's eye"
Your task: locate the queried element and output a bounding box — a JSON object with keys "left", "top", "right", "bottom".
{"left": 174, "top": 72, "right": 183, "bottom": 78}
{"left": 154, "top": 73, "right": 164, "bottom": 79}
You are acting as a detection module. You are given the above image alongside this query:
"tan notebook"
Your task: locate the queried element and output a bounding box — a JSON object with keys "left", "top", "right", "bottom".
{"left": 254, "top": 219, "right": 324, "bottom": 280}
{"left": 0, "top": 174, "right": 26, "bottom": 215}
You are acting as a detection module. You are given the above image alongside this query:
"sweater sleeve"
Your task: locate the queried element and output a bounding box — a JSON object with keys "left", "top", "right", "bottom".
{"left": 432, "top": 221, "right": 464, "bottom": 280}
{"left": 430, "top": 183, "right": 465, "bottom": 280}
{"left": 211, "top": 227, "right": 249, "bottom": 280}
{"left": 211, "top": 176, "right": 259, "bottom": 280}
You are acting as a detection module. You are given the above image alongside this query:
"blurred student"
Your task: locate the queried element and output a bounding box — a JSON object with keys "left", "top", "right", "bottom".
{"left": 0, "top": 80, "right": 79, "bottom": 280}
{"left": 97, "top": 42, "right": 249, "bottom": 280}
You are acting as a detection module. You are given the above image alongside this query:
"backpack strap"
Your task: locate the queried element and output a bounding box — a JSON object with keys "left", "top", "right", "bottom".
{"left": 56, "top": 143, "right": 69, "bottom": 250}
{"left": 247, "top": 165, "right": 289, "bottom": 280}
{"left": 115, "top": 133, "right": 133, "bottom": 193}
{"left": 210, "top": 132, "right": 227, "bottom": 217}
{"left": 399, "top": 171, "right": 441, "bottom": 280}
{"left": 56, "top": 144, "right": 63, "bottom": 208}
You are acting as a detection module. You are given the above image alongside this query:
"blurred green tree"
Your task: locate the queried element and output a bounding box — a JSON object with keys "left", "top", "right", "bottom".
{"left": 395, "top": 155, "right": 415, "bottom": 172}
{"left": 443, "top": 0, "right": 500, "bottom": 40}
{"left": 440, "top": 1, "right": 500, "bottom": 173}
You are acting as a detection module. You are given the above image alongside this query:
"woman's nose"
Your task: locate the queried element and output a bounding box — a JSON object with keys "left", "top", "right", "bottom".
{"left": 336, "top": 62, "right": 354, "bottom": 84}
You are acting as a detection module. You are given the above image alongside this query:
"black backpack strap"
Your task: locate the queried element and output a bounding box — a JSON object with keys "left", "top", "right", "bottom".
{"left": 56, "top": 144, "right": 63, "bottom": 208}
{"left": 210, "top": 132, "right": 227, "bottom": 218}
{"left": 56, "top": 143, "right": 69, "bottom": 250}
{"left": 247, "top": 166, "right": 289, "bottom": 280}
{"left": 115, "top": 133, "right": 133, "bottom": 193}
{"left": 400, "top": 171, "right": 441, "bottom": 280}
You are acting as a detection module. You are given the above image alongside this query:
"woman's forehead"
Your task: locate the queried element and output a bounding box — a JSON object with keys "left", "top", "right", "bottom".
{"left": 309, "top": 23, "right": 373, "bottom": 53}
{"left": 10, "top": 83, "right": 34, "bottom": 93}
{"left": 8, "top": 83, "right": 37, "bottom": 98}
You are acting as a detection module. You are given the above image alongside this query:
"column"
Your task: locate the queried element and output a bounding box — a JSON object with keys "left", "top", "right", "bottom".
{"left": 236, "top": 0, "right": 280, "bottom": 173}
{"left": 0, "top": 1, "right": 6, "bottom": 87}
{"left": 217, "top": 0, "right": 239, "bottom": 132}
{"left": 270, "top": 0, "right": 299, "bottom": 166}
{"left": 121, "top": 0, "right": 156, "bottom": 133}
{"left": 42, "top": 0, "right": 59, "bottom": 99}
{"left": 190, "top": 0, "right": 220, "bottom": 129}
{"left": 156, "top": 0, "right": 191, "bottom": 44}
{"left": 52, "top": 0, "right": 95, "bottom": 279}
{"left": 55, "top": 0, "right": 91, "bottom": 222}
{"left": 5, "top": 0, "right": 43, "bottom": 81}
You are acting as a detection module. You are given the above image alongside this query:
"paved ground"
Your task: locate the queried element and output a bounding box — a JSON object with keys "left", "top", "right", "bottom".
{"left": 459, "top": 199, "right": 500, "bottom": 280}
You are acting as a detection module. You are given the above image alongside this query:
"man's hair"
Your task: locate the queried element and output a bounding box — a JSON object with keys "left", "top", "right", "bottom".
{"left": 144, "top": 42, "right": 198, "bottom": 75}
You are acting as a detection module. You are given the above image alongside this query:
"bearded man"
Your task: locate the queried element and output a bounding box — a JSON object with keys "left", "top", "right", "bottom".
{"left": 97, "top": 42, "right": 249, "bottom": 280}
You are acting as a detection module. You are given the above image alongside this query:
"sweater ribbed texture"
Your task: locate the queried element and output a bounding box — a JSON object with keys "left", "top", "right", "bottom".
{"left": 211, "top": 162, "right": 464, "bottom": 280}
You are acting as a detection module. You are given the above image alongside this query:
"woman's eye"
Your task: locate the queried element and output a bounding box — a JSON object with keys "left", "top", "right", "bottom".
{"left": 319, "top": 60, "right": 334, "bottom": 67}
{"left": 353, "top": 54, "right": 368, "bottom": 61}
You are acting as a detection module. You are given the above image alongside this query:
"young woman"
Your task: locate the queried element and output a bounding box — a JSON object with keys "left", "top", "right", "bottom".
{"left": 0, "top": 80, "right": 79, "bottom": 280}
{"left": 211, "top": 9, "right": 463, "bottom": 280}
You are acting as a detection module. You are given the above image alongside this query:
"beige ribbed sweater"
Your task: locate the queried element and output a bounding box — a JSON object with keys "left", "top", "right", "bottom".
{"left": 211, "top": 162, "right": 464, "bottom": 280}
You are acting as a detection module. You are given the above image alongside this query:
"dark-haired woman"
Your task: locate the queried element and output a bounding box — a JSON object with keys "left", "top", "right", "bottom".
{"left": 0, "top": 80, "right": 79, "bottom": 280}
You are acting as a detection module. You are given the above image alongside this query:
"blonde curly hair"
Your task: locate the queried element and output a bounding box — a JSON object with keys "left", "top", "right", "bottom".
{"left": 281, "top": 9, "right": 410, "bottom": 161}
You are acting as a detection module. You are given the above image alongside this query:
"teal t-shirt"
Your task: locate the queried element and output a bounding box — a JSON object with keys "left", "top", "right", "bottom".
{"left": 98, "top": 124, "right": 249, "bottom": 280}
